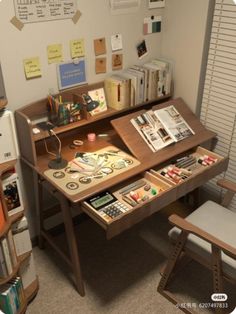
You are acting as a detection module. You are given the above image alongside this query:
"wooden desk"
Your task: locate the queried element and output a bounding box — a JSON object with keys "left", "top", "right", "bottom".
{"left": 15, "top": 96, "right": 228, "bottom": 297}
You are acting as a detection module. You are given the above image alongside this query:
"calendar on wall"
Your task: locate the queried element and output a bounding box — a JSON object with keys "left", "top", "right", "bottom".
{"left": 13, "top": 0, "right": 77, "bottom": 23}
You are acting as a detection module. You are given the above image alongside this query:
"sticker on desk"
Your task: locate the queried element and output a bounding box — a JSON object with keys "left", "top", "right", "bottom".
{"left": 44, "top": 146, "right": 140, "bottom": 195}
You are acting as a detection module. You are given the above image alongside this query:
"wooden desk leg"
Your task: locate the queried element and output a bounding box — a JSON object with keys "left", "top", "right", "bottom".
{"left": 56, "top": 192, "right": 85, "bottom": 296}
{"left": 33, "top": 172, "right": 45, "bottom": 249}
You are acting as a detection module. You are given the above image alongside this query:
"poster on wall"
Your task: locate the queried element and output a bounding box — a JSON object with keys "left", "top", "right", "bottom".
{"left": 57, "top": 59, "right": 86, "bottom": 90}
{"left": 13, "top": 0, "right": 77, "bottom": 23}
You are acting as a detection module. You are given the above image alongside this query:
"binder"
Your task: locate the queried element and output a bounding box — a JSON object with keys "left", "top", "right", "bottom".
{"left": 104, "top": 75, "right": 131, "bottom": 110}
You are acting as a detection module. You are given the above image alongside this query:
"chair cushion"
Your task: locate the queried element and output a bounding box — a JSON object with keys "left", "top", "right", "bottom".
{"left": 169, "top": 200, "right": 236, "bottom": 280}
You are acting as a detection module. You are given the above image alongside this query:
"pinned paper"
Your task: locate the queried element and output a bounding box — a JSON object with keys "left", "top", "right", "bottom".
{"left": 95, "top": 58, "right": 106, "bottom": 74}
{"left": 72, "top": 10, "right": 82, "bottom": 24}
{"left": 111, "top": 34, "right": 123, "bottom": 51}
{"left": 10, "top": 16, "right": 24, "bottom": 31}
{"left": 112, "top": 54, "right": 123, "bottom": 70}
{"left": 70, "top": 39, "right": 85, "bottom": 58}
{"left": 23, "top": 57, "right": 41, "bottom": 79}
{"left": 143, "top": 16, "right": 161, "bottom": 35}
{"left": 94, "top": 38, "right": 106, "bottom": 56}
{"left": 47, "top": 44, "right": 63, "bottom": 64}
{"left": 136, "top": 40, "right": 148, "bottom": 59}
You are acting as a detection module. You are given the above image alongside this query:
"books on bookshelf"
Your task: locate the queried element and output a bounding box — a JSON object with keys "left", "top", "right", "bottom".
{"left": 2, "top": 173, "right": 24, "bottom": 217}
{"left": 12, "top": 217, "right": 32, "bottom": 257}
{"left": 131, "top": 105, "right": 195, "bottom": 152}
{"left": 0, "top": 276, "right": 25, "bottom": 314}
{"left": 104, "top": 58, "right": 172, "bottom": 110}
{"left": 0, "top": 230, "right": 18, "bottom": 278}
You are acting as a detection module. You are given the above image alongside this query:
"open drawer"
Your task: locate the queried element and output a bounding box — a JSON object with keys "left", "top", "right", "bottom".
{"left": 150, "top": 146, "right": 228, "bottom": 199}
{"left": 82, "top": 146, "right": 228, "bottom": 239}
{"left": 82, "top": 171, "right": 174, "bottom": 239}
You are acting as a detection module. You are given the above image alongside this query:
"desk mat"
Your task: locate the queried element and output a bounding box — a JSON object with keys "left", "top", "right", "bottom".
{"left": 43, "top": 146, "right": 140, "bottom": 195}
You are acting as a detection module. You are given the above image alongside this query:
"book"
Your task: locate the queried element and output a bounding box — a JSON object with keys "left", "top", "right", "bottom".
{"left": 154, "top": 105, "right": 195, "bottom": 142}
{"left": 131, "top": 105, "right": 195, "bottom": 152}
{"left": 143, "top": 63, "right": 159, "bottom": 101}
{"left": 2, "top": 173, "right": 24, "bottom": 216}
{"left": 0, "top": 199, "right": 5, "bottom": 233}
{"left": 87, "top": 87, "right": 108, "bottom": 116}
{"left": 1, "top": 238, "right": 12, "bottom": 275}
{"left": 131, "top": 110, "right": 174, "bottom": 152}
{"left": 7, "top": 231, "right": 17, "bottom": 268}
{"left": 12, "top": 217, "right": 32, "bottom": 257}
{"left": 0, "top": 246, "right": 8, "bottom": 278}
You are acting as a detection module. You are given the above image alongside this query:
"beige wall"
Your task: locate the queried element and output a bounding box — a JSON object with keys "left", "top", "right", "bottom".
{"left": 0, "top": 1, "right": 213, "bottom": 237}
{"left": 161, "top": 0, "right": 212, "bottom": 113}
{"left": 0, "top": 1, "right": 162, "bottom": 112}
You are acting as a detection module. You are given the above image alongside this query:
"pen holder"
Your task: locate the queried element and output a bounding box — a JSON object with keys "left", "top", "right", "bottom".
{"left": 47, "top": 98, "right": 85, "bottom": 126}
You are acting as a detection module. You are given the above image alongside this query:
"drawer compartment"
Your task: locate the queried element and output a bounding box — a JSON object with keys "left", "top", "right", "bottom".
{"left": 82, "top": 171, "right": 173, "bottom": 238}
{"left": 150, "top": 146, "right": 228, "bottom": 200}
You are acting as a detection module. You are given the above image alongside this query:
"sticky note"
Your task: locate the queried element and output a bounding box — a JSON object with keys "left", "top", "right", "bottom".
{"left": 23, "top": 57, "right": 41, "bottom": 79}
{"left": 47, "top": 44, "right": 63, "bottom": 64}
{"left": 70, "top": 39, "right": 85, "bottom": 58}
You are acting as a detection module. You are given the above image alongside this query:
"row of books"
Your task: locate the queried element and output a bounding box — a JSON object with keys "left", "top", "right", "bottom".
{"left": 104, "top": 58, "right": 172, "bottom": 110}
{"left": 131, "top": 105, "right": 195, "bottom": 152}
{"left": 0, "top": 217, "right": 32, "bottom": 279}
{"left": 0, "top": 277, "right": 25, "bottom": 314}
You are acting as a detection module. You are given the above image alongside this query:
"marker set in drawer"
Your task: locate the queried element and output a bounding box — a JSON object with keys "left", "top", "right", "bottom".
{"left": 152, "top": 147, "right": 220, "bottom": 186}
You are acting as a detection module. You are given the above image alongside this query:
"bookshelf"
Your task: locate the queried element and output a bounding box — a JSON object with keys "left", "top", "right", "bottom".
{"left": 0, "top": 160, "right": 39, "bottom": 314}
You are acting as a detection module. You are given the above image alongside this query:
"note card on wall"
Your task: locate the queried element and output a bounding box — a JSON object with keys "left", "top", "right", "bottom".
{"left": 14, "top": 0, "right": 77, "bottom": 23}
{"left": 23, "top": 57, "right": 41, "bottom": 79}
{"left": 143, "top": 16, "right": 161, "bottom": 35}
{"left": 47, "top": 44, "right": 63, "bottom": 64}
{"left": 70, "top": 39, "right": 85, "bottom": 59}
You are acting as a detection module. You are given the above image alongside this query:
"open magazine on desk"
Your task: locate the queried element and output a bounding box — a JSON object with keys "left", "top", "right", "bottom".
{"left": 131, "top": 105, "right": 195, "bottom": 152}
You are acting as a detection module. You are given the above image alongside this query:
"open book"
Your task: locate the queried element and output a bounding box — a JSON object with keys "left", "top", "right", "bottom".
{"left": 131, "top": 105, "right": 195, "bottom": 152}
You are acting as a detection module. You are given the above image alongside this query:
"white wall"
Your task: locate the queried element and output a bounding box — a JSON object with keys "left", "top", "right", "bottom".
{"left": 0, "top": 1, "right": 163, "bottom": 111}
{"left": 161, "top": 0, "right": 212, "bottom": 113}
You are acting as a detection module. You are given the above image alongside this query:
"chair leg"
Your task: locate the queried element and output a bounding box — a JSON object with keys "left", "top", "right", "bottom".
{"left": 212, "top": 245, "right": 225, "bottom": 314}
{"left": 157, "top": 231, "right": 189, "bottom": 310}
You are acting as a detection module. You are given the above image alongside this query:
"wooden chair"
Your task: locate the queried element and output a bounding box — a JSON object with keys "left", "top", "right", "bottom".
{"left": 157, "top": 179, "right": 236, "bottom": 314}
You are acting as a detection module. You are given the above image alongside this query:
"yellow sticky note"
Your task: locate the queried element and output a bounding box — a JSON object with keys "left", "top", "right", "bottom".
{"left": 23, "top": 57, "right": 41, "bottom": 79}
{"left": 70, "top": 39, "right": 85, "bottom": 58}
{"left": 47, "top": 44, "right": 63, "bottom": 64}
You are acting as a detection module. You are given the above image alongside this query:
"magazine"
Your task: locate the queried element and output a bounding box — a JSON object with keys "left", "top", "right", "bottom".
{"left": 131, "top": 105, "right": 195, "bottom": 152}
{"left": 154, "top": 105, "right": 195, "bottom": 142}
{"left": 130, "top": 110, "right": 174, "bottom": 152}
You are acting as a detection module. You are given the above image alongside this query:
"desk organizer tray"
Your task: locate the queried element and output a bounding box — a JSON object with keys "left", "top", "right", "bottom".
{"left": 43, "top": 145, "right": 140, "bottom": 196}
{"left": 82, "top": 171, "right": 173, "bottom": 237}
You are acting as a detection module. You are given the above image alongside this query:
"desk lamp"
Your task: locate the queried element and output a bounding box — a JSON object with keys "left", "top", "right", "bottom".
{"left": 37, "top": 122, "right": 68, "bottom": 169}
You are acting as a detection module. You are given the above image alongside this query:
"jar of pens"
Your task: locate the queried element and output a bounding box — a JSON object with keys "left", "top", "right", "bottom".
{"left": 47, "top": 94, "right": 85, "bottom": 126}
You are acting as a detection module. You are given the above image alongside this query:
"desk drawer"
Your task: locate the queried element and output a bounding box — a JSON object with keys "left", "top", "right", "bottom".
{"left": 82, "top": 171, "right": 174, "bottom": 238}
{"left": 82, "top": 146, "right": 228, "bottom": 239}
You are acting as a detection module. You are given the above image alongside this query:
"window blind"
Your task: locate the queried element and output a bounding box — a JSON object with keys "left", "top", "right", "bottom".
{"left": 200, "top": 0, "right": 236, "bottom": 211}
